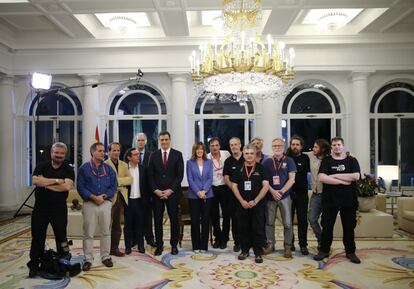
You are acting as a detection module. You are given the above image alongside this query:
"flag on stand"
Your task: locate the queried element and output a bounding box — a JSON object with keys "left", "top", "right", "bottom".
{"left": 103, "top": 125, "right": 108, "bottom": 160}
{"left": 94, "top": 125, "right": 100, "bottom": 143}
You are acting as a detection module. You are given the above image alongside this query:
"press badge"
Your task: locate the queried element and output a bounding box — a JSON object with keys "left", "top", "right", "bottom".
{"left": 273, "top": 176, "right": 280, "bottom": 185}
{"left": 244, "top": 181, "right": 252, "bottom": 191}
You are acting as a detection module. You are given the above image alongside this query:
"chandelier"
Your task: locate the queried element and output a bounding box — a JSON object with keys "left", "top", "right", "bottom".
{"left": 189, "top": 0, "right": 296, "bottom": 102}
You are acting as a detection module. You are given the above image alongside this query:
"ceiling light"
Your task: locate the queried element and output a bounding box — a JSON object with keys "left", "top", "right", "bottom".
{"left": 95, "top": 13, "right": 150, "bottom": 34}
{"left": 318, "top": 12, "right": 348, "bottom": 31}
{"left": 303, "top": 8, "right": 363, "bottom": 31}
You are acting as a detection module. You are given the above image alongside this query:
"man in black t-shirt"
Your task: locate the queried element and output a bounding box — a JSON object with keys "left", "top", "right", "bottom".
{"left": 314, "top": 137, "right": 361, "bottom": 264}
{"left": 230, "top": 143, "right": 269, "bottom": 264}
{"left": 28, "top": 142, "right": 75, "bottom": 277}
{"left": 286, "top": 135, "right": 310, "bottom": 255}
{"left": 223, "top": 137, "right": 244, "bottom": 252}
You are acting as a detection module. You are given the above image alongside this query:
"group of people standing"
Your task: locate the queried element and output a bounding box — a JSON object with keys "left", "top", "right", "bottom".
{"left": 27, "top": 131, "right": 362, "bottom": 277}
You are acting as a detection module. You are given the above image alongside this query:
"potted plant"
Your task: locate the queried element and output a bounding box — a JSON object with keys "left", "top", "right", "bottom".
{"left": 356, "top": 174, "right": 385, "bottom": 212}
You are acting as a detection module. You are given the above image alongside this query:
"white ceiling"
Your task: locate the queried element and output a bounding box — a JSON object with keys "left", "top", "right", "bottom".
{"left": 0, "top": 0, "right": 413, "bottom": 52}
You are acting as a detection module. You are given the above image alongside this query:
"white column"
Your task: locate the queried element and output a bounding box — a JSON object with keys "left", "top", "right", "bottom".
{"left": 351, "top": 71, "right": 372, "bottom": 174}
{"left": 79, "top": 74, "right": 100, "bottom": 163}
{"left": 0, "top": 75, "right": 17, "bottom": 209}
{"left": 169, "top": 73, "right": 189, "bottom": 158}
{"left": 261, "top": 97, "right": 281, "bottom": 155}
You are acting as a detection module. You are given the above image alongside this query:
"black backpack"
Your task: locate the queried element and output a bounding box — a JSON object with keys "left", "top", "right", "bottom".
{"left": 40, "top": 249, "right": 81, "bottom": 279}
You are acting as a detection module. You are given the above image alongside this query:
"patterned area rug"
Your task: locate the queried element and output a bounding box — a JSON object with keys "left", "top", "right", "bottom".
{"left": 0, "top": 216, "right": 31, "bottom": 244}
{"left": 0, "top": 236, "right": 413, "bottom": 289}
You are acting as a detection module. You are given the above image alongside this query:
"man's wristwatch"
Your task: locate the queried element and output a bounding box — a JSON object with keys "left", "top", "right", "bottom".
{"left": 54, "top": 179, "right": 59, "bottom": 185}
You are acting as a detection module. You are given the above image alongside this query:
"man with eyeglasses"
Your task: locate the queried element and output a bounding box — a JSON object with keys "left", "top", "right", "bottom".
{"left": 77, "top": 142, "right": 117, "bottom": 271}
{"left": 263, "top": 138, "right": 296, "bottom": 258}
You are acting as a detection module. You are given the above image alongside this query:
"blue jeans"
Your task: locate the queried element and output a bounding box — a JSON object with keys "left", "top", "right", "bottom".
{"left": 308, "top": 193, "right": 322, "bottom": 243}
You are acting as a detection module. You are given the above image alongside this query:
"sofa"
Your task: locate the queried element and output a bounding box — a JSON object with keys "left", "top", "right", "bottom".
{"left": 397, "top": 197, "right": 414, "bottom": 234}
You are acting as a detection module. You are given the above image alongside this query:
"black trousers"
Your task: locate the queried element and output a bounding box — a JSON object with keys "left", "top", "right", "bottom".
{"left": 320, "top": 204, "right": 357, "bottom": 254}
{"left": 124, "top": 198, "right": 145, "bottom": 250}
{"left": 211, "top": 185, "right": 231, "bottom": 243}
{"left": 291, "top": 190, "right": 309, "bottom": 247}
{"left": 153, "top": 196, "right": 179, "bottom": 248}
{"left": 144, "top": 197, "right": 155, "bottom": 244}
{"left": 236, "top": 203, "right": 265, "bottom": 256}
{"left": 228, "top": 195, "right": 240, "bottom": 246}
{"left": 28, "top": 203, "right": 68, "bottom": 269}
{"left": 188, "top": 198, "right": 212, "bottom": 250}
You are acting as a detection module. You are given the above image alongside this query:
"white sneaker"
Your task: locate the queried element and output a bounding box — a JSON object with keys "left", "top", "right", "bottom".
{"left": 193, "top": 250, "right": 201, "bottom": 254}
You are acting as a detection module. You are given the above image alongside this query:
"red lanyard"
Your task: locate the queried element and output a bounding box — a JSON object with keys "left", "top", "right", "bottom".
{"left": 89, "top": 160, "right": 107, "bottom": 177}
{"left": 272, "top": 156, "right": 285, "bottom": 176}
{"left": 244, "top": 164, "right": 255, "bottom": 180}
{"left": 212, "top": 154, "right": 222, "bottom": 171}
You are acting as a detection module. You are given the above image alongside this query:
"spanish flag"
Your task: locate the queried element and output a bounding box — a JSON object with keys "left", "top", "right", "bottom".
{"left": 94, "top": 125, "right": 100, "bottom": 143}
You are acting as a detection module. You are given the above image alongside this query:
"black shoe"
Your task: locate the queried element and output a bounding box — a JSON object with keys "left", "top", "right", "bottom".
{"left": 154, "top": 247, "right": 163, "bottom": 256}
{"left": 313, "top": 251, "right": 330, "bottom": 261}
{"left": 300, "top": 246, "right": 309, "bottom": 255}
{"left": 138, "top": 246, "right": 145, "bottom": 254}
{"left": 255, "top": 255, "right": 263, "bottom": 263}
{"left": 238, "top": 252, "right": 249, "bottom": 260}
{"left": 171, "top": 247, "right": 179, "bottom": 255}
{"left": 291, "top": 244, "right": 296, "bottom": 252}
{"left": 233, "top": 244, "right": 241, "bottom": 252}
{"left": 28, "top": 267, "right": 40, "bottom": 278}
{"left": 102, "top": 258, "right": 113, "bottom": 268}
{"left": 82, "top": 261, "right": 92, "bottom": 271}
{"left": 212, "top": 240, "right": 220, "bottom": 249}
{"left": 346, "top": 253, "right": 361, "bottom": 264}
{"left": 125, "top": 247, "right": 132, "bottom": 255}
{"left": 219, "top": 241, "right": 227, "bottom": 249}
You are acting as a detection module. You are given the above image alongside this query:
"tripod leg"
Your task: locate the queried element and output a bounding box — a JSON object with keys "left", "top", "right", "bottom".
{"left": 13, "top": 188, "right": 35, "bottom": 218}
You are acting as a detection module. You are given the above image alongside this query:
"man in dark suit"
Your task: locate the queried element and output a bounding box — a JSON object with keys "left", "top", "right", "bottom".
{"left": 148, "top": 131, "right": 184, "bottom": 256}
{"left": 135, "top": 132, "right": 156, "bottom": 248}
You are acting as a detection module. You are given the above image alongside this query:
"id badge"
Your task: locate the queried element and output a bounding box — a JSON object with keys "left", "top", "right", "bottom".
{"left": 273, "top": 176, "right": 280, "bottom": 185}
{"left": 244, "top": 181, "right": 252, "bottom": 191}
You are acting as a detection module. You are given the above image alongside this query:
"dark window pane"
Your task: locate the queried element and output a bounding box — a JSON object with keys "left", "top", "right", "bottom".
{"left": 110, "top": 84, "right": 166, "bottom": 115}
{"left": 378, "top": 119, "right": 397, "bottom": 165}
{"left": 290, "top": 92, "right": 332, "bottom": 114}
{"left": 29, "top": 87, "right": 82, "bottom": 115}
{"left": 195, "top": 120, "right": 200, "bottom": 143}
{"left": 117, "top": 93, "right": 158, "bottom": 115}
{"left": 290, "top": 119, "right": 331, "bottom": 151}
{"left": 401, "top": 119, "right": 414, "bottom": 186}
{"left": 204, "top": 119, "right": 244, "bottom": 152}
{"left": 370, "top": 119, "right": 375, "bottom": 174}
{"left": 118, "top": 120, "right": 159, "bottom": 158}
{"left": 370, "top": 82, "right": 414, "bottom": 113}
{"left": 377, "top": 91, "right": 414, "bottom": 113}
{"left": 203, "top": 100, "right": 246, "bottom": 114}
{"left": 283, "top": 83, "right": 340, "bottom": 113}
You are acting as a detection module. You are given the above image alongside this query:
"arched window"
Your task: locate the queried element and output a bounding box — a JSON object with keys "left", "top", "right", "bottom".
{"left": 26, "top": 85, "right": 82, "bottom": 185}
{"left": 281, "top": 82, "right": 342, "bottom": 151}
{"left": 108, "top": 83, "right": 167, "bottom": 156}
{"left": 370, "top": 82, "right": 414, "bottom": 187}
{"left": 194, "top": 92, "right": 255, "bottom": 151}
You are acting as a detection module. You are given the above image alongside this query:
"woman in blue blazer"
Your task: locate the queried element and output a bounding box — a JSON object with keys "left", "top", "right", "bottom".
{"left": 186, "top": 142, "right": 213, "bottom": 253}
